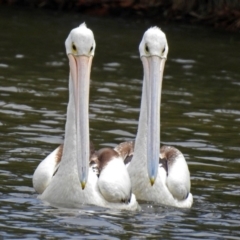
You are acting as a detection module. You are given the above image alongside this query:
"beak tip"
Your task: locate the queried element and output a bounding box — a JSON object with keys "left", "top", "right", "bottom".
{"left": 150, "top": 177, "right": 155, "bottom": 186}
{"left": 81, "top": 181, "right": 87, "bottom": 190}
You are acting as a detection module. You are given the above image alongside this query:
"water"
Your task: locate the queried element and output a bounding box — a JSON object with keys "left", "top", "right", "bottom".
{"left": 0, "top": 6, "right": 240, "bottom": 239}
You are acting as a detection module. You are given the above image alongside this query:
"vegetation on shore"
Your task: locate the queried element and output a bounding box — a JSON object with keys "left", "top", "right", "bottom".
{"left": 1, "top": 0, "right": 240, "bottom": 31}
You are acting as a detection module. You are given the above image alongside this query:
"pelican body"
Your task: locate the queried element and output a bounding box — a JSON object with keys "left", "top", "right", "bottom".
{"left": 116, "top": 27, "right": 193, "bottom": 208}
{"left": 32, "top": 23, "right": 138, "bottom": 211}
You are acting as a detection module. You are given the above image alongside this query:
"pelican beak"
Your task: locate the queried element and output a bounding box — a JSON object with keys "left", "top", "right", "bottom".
{"left": 68, "top": 54, "right": 92, "bottom": 190}
{"left": 141, "top": 56, "right": 166, "bottom": 186}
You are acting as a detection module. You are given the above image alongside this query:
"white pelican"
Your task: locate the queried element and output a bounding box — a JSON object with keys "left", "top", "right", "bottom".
{"left": 115, "top": 27, "right": 193, "bottom": 208}
{"left": 32, "top": 23, "right": 139, "bottom": 211}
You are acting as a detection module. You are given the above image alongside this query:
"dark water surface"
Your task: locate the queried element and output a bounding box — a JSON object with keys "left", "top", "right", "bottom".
{"left": 0, "top": 7, "right": 240, "bottom": 239}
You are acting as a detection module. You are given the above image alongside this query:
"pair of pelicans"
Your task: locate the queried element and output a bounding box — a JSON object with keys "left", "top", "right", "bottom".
{"left": 32, "top": 23, "right": 193, "bottom": 210}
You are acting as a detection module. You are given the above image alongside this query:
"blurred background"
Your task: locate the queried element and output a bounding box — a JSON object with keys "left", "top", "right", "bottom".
{"left": 1, "top": 0, "right": 240, "bottom": 31}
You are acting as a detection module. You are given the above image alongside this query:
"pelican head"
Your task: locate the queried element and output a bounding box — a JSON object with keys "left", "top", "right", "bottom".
{"left": 139, "top": 27, "right": 168, "bottom": 185}
{"left": 65, "top": 23, "right": 96, "bottom": 189}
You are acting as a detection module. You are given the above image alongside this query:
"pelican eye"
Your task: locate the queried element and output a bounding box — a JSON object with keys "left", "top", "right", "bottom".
{"left": 145, "top": 45, "right": 149, "bottom": 53}
{"left": 162, "top": 47, "right": 166, "bottom": 54}
{"left": 90, "top": 46, "right": 93, "bottom": 52}
{"left": 72, "top": 43, "right": 77, "bottom": 52}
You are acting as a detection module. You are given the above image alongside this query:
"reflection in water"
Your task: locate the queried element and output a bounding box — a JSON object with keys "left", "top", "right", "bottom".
{"left": 0, "top": 6, "right": 240, "bottom": 239}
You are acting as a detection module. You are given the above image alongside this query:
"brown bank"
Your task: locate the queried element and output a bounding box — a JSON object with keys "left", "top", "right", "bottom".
{"left": 1, "top": 0, "right": 240, "bottom": 31}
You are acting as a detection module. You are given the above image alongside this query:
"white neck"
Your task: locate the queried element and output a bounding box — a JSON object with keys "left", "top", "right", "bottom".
{"left": 58, "top": 76, "right": 77, "bottom": 174}
{"left": 131, "top": 78, "right": 148, "bottom": 168}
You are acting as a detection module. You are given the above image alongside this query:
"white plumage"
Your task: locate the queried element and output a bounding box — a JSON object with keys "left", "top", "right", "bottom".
{"left": 98, "top": 156, "right": 132, "bottom": 203}
{"left": 126, "top": 27, "right": 193, "bottom": 208}
{"left": 33, "top": 23, "right": 139, "bottom": 211}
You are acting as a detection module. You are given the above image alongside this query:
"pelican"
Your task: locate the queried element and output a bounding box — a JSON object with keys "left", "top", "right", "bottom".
{"left": 115, "top": 27, "right": 193, "bottom": 208}
{"left": 32, "top": 23, "right": 139, "bottom": 211}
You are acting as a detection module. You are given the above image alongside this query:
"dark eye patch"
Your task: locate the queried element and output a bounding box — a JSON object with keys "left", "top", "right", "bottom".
{"left": 72, "top": 44, "right": 76, "bottom": 51}
{"left": 145, "top": 45, "right": 149, "bottom": 53}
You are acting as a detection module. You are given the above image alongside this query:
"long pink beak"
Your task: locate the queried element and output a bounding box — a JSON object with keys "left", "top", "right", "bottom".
{"left": 68, "top": 54, "right": 93, "bottom": 189}
{"left": 141, "top": 55, "right": 166, "bottom": 186}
